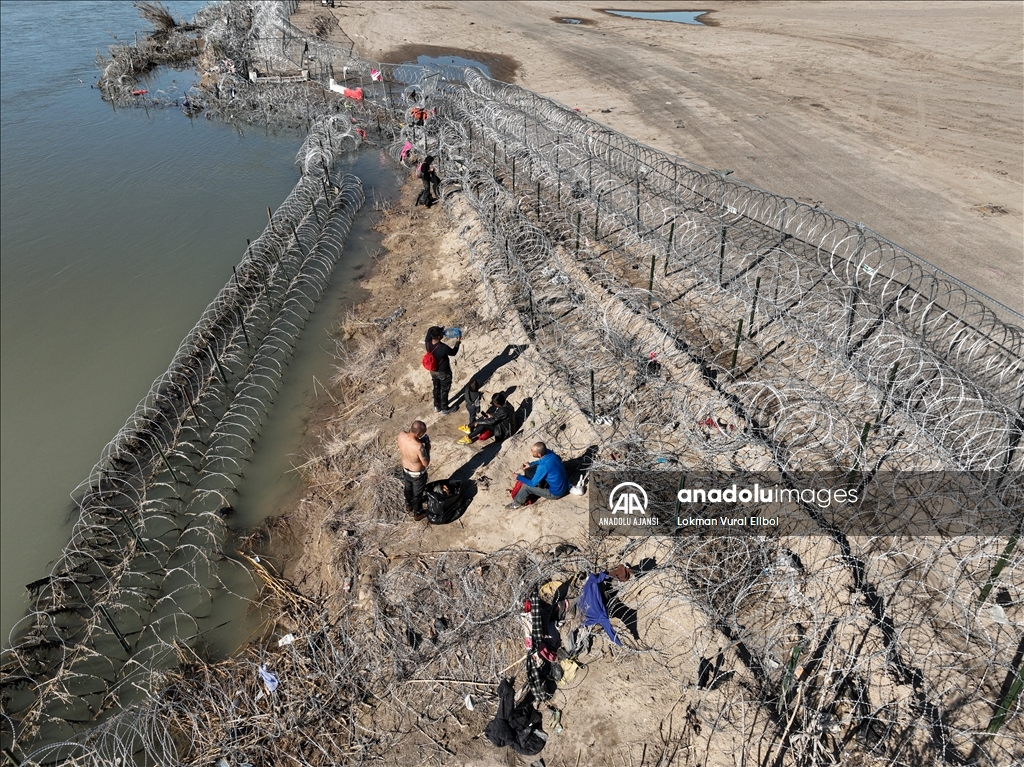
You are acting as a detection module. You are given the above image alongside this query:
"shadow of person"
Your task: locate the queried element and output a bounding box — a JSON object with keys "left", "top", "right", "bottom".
{"left": 451, "top": 344, "right": 529, "bottom": 406}
{"left": 563, "top": 444, "right": 599, "bottom": 487}
{"left": 513, "top": 396, "right": 533, "bottom": 434}
{"left": 449, "top": 439, "right": 505, "bottom": 484}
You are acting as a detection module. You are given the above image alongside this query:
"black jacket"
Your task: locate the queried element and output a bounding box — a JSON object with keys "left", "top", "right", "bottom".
{"left": 477, "top": 402, "right": 515, "bottom": 439}
{"left": 424, "top": 328, "right": 459, "bottom": 375}
{"left": 484, "top": 679, "right": 545, "bottom": 756}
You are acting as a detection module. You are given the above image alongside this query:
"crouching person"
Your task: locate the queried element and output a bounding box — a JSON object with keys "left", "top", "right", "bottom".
{"left": 508, "top": 442, "right": 568, "bottom": 509}
{"left": 458, "top": 392, "right": 514, "bottom": 444}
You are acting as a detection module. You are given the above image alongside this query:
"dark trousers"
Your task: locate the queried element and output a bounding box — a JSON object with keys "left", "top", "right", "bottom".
{"left": 404, "top": 469, "right": 427, "bottom": 514}
{"left": 431, "top": 371, "right": 452, "bottom": 410}
{"left": 424, "top": 172, "right": 440, "bottom": 199}
{"left": 466, "top": 398, "right": 480, "bottom": 427}
{"left": 468, "top": 422, "right": 492, "bottom": 441}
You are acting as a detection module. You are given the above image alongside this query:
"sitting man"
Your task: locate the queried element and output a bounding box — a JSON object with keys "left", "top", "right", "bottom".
{"left": 508, "top": 442, "right": 569, "bottom": 509}
{"left": 457, "top": 392, "right": 515, "bottom": 444}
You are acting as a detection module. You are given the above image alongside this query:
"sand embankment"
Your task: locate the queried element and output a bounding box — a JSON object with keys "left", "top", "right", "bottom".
{"left": 294, "top": 0, "right": 1023, "bottom": 313}
{"left": 273, "top": 179, "right": 704, "bottom": 767}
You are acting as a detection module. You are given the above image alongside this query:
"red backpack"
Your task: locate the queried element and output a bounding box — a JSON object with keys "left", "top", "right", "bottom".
{"left": 422, "top": 344, "right": 439, "bottom": 372}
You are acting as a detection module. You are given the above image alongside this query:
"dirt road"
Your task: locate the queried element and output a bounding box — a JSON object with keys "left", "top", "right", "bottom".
{"left": 296, "top": 0, "right": 1023, "bottom": 314}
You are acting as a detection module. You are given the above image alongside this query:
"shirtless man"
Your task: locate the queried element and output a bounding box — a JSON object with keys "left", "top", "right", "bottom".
{"left": 397, "top": 420, "right": 431, "bottom": 520}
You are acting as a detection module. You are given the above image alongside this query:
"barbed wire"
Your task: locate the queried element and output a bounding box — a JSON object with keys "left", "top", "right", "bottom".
{"left": 1, "top": 113, "right": 367, "bottom": 757}
{"left": 5, "top": 2, "right": 1021, "bottom": 765}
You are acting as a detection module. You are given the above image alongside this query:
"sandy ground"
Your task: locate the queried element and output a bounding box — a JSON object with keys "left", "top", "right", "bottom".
{"left": 270, "top": 180, "right": 764, "bottom": 767}
{"left": 295, "top": 0, "right": 1023, "bottom": 315}
{"left": 273, "top": 176, "right": 988, "bottom": 767}
{"left": 265, "top": 4, "right": 1024, "bottom": 764}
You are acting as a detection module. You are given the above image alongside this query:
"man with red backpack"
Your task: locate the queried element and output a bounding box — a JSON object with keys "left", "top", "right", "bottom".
{"left": 423, "top": 326, "right": 460, "bottom": 413}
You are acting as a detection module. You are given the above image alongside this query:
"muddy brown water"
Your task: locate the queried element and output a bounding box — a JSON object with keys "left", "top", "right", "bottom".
{"left": 0, "top": 0, "right": 403, "bottom": 652}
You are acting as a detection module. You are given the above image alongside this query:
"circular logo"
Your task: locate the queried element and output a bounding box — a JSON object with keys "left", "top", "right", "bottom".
{"left": 608, "top": 482, "right": 649, "bottom": 515}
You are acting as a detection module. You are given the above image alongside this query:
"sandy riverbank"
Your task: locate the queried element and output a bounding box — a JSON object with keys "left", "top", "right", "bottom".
{"left": 249, "top": 4, "right": 1023, "bottom": 763}
{"left": 270, "top": 178, "right": 711, "bottom": 766}
{"left": 293, "top": 0, "right": 1023, "bottom": 313}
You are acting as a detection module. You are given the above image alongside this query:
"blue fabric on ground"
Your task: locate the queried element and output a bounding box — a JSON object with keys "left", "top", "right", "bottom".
{"left": 579, "top": 572, "right": 620, "bottom": 645}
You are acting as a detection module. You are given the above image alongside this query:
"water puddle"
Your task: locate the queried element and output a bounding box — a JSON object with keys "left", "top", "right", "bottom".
{"left": 417, "top": 54, "right": 493, "bottom": 76}
{"left": 603, "top": 9, "right": 710, "bottom": 26}
{"left": 380, "top": 44, "right": 520, "bottom": 83}
{"left": 552, "top": 17, "right": 593, "bottom": 25}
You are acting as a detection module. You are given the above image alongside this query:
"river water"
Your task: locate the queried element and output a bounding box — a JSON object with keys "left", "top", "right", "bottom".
{"left": 0, "top": 0, "right": 399, "bottom": 646}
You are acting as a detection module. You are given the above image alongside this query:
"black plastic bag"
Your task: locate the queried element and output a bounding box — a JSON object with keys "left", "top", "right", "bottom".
{"left": 424, "top": 479, "right": 465, "bottom": 524}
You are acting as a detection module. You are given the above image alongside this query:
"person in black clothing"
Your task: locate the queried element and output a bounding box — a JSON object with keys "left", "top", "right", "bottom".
{"left": 425, "top": 326, "right": 460, "bottom": 413}
{"left": 458, "top": 392, "right": 514, "bottom": 443}
{"left": 415, "top": 155, "right": 441, "bottom": 207}
{"left": 458, "top": 378, "right": 483, "bottom": 435}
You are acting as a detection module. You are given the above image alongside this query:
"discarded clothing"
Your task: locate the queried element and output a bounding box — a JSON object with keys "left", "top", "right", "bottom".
{"left": 258, "top": 664, "right": 279, "bottom": 693}
{"left": 558, "top": 658, "right": 580, "bottom": 685}
{"left": 598, "top": 578, "right": 640, "bottom": 641}
{"left": 538, "top": 580, "right": 564, "bottom": 603}
{"left": 526, "top": 652, "right": 549, "bottom": 703}
{"left": 579, "top": 572, "right": 620, "bottom": 644}
{"left": 484, "top": 678, "right": 547, "bottom": 755}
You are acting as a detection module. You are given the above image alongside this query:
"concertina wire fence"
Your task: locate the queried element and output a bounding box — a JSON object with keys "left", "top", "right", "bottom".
{"left": 3, "top": 1, "right": 1022, "bottom": 765}
{"left": 1, "top": 103, "right": 367, "bottom": 758}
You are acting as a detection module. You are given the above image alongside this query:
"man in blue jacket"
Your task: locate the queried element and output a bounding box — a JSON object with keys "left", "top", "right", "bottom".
{"left": 508, "top": 442, "right": 569, "bottom": 509}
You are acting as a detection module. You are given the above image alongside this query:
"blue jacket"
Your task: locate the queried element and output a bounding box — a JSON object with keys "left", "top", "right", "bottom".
{"left": 516, "top": 451, "right": 569, "bottom": 497}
